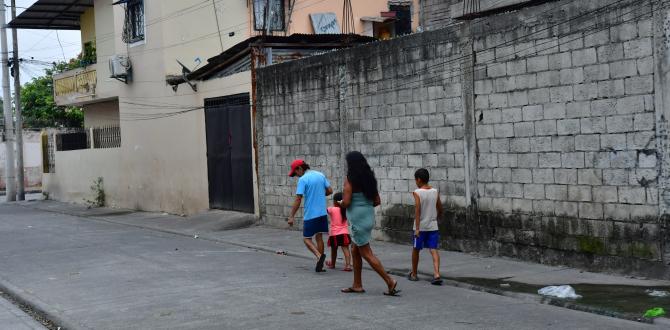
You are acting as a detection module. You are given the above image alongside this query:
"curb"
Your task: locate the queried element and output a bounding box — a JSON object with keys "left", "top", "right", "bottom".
{"left": 12, "top": 203, "right": 662, "bottom": 326}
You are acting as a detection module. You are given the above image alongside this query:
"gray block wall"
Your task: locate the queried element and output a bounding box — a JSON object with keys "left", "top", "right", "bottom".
{"left": 256, "top": 0, "right": 670, "bottom": 278}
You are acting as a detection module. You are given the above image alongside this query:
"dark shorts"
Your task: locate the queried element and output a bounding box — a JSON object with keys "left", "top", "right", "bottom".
{"left": 328, "top": 234, "right": 351, "bottom": 247}
{"left": 303, "top": 215, "right": 329, "bottom": 238}
{"left": 413, "top": 230, "right": 439, "bottom": 250}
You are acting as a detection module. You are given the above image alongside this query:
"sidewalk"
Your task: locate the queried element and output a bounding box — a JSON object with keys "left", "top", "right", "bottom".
{"left": 17, "top": 199, "right": 670, "bottom": 323}
{"left": 0, "top": 297, "right": 46, "bottom": 330}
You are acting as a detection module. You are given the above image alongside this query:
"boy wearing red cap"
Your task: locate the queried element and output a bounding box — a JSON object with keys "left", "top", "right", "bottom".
{"left": 288, "top": 159, "right": 333, "bottom": 272}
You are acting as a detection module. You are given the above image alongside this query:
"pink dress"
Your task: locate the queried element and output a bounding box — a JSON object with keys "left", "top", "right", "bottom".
{"left": 327, "top": 206, "right": 349, "bottom": 236}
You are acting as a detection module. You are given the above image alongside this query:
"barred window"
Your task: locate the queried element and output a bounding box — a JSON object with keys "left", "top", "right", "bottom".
{"left": 123, "top": 0, "right": 145, "bottom": 43}
{"left": 253, "top": 0, "right": 285, "bottom": 31}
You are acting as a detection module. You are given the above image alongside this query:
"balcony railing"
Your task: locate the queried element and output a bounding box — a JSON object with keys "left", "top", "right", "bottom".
{"left": 53, "top": 65, "right": 97, "bottom": 106}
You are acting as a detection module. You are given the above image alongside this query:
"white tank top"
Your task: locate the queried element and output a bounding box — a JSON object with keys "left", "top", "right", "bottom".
{"left": 414, "top": 188, "right": 439, "bottom": 231}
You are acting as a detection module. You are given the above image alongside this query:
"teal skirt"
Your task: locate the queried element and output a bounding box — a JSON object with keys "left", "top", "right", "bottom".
{"left": 346, "top": 193, "right": 375, "bottom": 246}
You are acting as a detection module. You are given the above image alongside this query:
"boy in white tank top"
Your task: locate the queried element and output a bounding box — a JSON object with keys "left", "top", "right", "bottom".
{"left": 408, "top": 168, "right": 444, "bottom": 285}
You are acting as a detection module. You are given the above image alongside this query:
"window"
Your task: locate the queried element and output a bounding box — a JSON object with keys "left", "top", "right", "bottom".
{"left": 123, "top": 0, "right": 145, "bottom": 44}
{"left": 253, "top": 0, "right": 285, "bottom": 31}
{"left": 389, "top": 4, "right": 412, "bottom": 36}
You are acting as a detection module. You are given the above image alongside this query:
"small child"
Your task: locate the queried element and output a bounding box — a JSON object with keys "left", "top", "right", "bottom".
{"left": 408, "top": 168, "right": 444, "bottom": 285}
{"left": 326, "top": 192, "right": 352, "bottom": 271}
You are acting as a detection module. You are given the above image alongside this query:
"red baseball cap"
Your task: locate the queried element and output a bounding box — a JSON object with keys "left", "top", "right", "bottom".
{"left": 288, "top": 159, "right": 306, "bottom": 177}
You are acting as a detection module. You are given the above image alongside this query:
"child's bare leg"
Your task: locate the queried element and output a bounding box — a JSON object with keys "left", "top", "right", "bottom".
{"left": 330, "top": 244, "right": 338, "bottom": 267}
{"left": 342, "top": 246, "right": 352, "bottom": 268}
{"left": 430, "top": 249, "right": 441, "bottom": 278}
{"left": 411, "top": 248, "right": 420, "bottom": 277}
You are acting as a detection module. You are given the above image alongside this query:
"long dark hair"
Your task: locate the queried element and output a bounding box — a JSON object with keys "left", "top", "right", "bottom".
{"left": 346, "top": 151, "right": 378, "bottom": 201}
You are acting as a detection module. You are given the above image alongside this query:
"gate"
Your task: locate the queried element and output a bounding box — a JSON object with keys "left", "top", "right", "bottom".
{"left": 204, "top": 94, "right": 254, "bottom": 213}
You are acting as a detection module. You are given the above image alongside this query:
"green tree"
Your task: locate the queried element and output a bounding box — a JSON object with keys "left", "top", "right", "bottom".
{"left": 20, "top": 61, "right": 84, "bottom": 128}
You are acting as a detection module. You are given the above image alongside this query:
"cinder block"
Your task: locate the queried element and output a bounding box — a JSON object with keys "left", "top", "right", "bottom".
{"left": 604, "top": 204, "right": 630, "bottom": 220}
{"left": 476, "top": 125, "right": 495, "bottom": 139}
{"left": 619, "top": 187, "right": 646, "bottom": 204}
{"left": 528, "top": 88, "right": 550, "bottom": 104}
{"left": 566, "top": 101, "right": 590, "bottom": 118}
{"left": 533, "top": 200, "right": 555, "bottom": 215}
{"left": 562, "top": 152, "right": 585, "bottom": 168}
{"left": 478, "top": 168, "right": 493, "bottom": 182}
{"left": 501, "top": 108, "right": 523, "bottom": 123}
{"left": 638, "top": 153, "right": 657, "bottom": 168}
{"left": 626, "top": 131, "right": 655, "bottom": 149}
{"left": 555, "top": 169, "right": 578, "bottom": 185}
{"left": 568, "top": 185, "right": 592, "bottom": 202}
{"left": 509, "top": 138, "right": 530, "bottom": 153}
{"left": 597, "top": 43, "right": 624, "bottom": 62}
{"left": 448, "top": 168, "right": 465, "bottom": 181}
{"left": 515, "top": 74, "right": 537, "bottom": 89}
{"left": 575, "top": 134, "right": 600, "bottom": 151}
{"left": 495, "top": 77, "right": 516, "bottom": 93}
{"left": 544, "top": 103, "right": 567, "bottom": 119}
{"left": 507, "top": 59, "right": 527, "bottom": 75}
{"left": 591, "top": 99, "right": 617, "bottom": 116}
{"left": 482, "top": 109, "right": 502, "bottom": 124}
{"left": 577, "top": 169, "right": 603, "bottom": 185}
{"left": 583, "top": 64, "right": 610, "bottom": 82}
{"left": 610, "top": 22, "right": 638, "bottom": 42}
{"left": 593, "top": 186, "right": 619, "bottom": 203}
{"left": 539, "top": 152, "right": 561, "bottom": 168}
{"left": 508, "top": 91, "right": 529, "bottom": 107}
{"left": 615, "top": 95, "right": 645, "bottom": 115}
{"left": 579, "top": 202, "right": 603, "bottom": 219}
{"left": 630, "top": 168, "right": 657, "bottom": 186}
{"left": 555, "top": 201, "right": 579, "bottom": 217}
{"left": 598, "top": 80, "right": 625, "bottom": 98}
{"left": 573, "top": 83, "right": 599, "bottom": 101}
{"left": 600, "top": 134, "right": 627, "bottom": 150}
{"left": 624, "top": 75, "right": 654, "bottom": 95}
{"left": 560, "top": 68, "right": 584, "bottom": 85}
{"left": 637, "top": 57, "right": 653, "bottom": 75}
{"left": 504, "top": 183, "right": 524, "bottom": 198}
{"left": 499, "top": 153, "right": 518, "bottom": 167}
{"left": 535, "top": 120, "right": 558, "bottom": 136}
{"left": 609, "top": 60, "right": 638, "bottom": 78}
{"left": 609, "top": 150, "right": 636, "bottom": 168}
{"left": 527, "top": 55, "right": 548, "bottom": 72}
{"left": 546, "top": 185, "right": 567, "bottom": 200}
{"left": 603, "top": 169, "right": 629, "bottom": 186}
{"left": 623, "top": 38, "right": 653, "bottom": 59}
{"left": 606, "top": 115, "right": 634, "bottom": 133}
{"left": 572, "top": 48, "right": 597, "bottom": 67}
{"left": 552, "top": 136, "right": 575, "bottom": 152}
{"left": 514, "top": 122, "right": 535, "bottom": 137}
{"left": 530, "top": 137, "right": 552, "bottom": 152}
{"left": 489, "top": 93, "right": 509, "bottom": 108}
{"left": 533, "top": 168, "right": 554, "bottom": 184}
{"left": 548, "top": 52, "right": 572, "bottom": 69}
{"left": 488, "top": 63, "right": 507, "bottom": 77}
{"left": 512, "top": 168, "right": 533, "bottom": 183}
{"left": 512, "top": 198, "right": 534, "bottom": 213}
{"left": 485, "top": 183, "right": 505, "bottom": 197}
{"left": 491, "top": 138, "right": 510, "bottom": 152}
{"left": 475, "top": 79, "right": 494, "bottom": 95}
{"left": 524, "top": 184, "right": 545, "bottom": 200}
{"left": 550, "top": 86, "right": 573, "bottom": 103}
{"left": 538, "top": 71, "right": 561, "bottom": 87}
{"left": 518, "top": 153, "right": 539, "bottom": 168}
{"left": 493, "top": 168, "right": 512, "bottom": 182}
{"left": 585, "top": 152, "right": 611, "bottom": 168}
{"left": 585, "top": 29, "right": 610, "bottom": 47}
{"left": 557, "top": 119, "right": 580, "bottom": 135}
{"left": 494, "top": 123, "right": 515, "bottom": 138}
{"left": 479, "top": 153, "right": 498, "bottom": 168}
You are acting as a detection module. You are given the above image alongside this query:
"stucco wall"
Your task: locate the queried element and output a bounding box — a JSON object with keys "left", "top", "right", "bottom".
{"left": 84, "top": 100, "right": 120, "bottom": 128}
{"left": 0, "top": 131, "right": 45, "bottom": 190}
{"left": 257, "top": 0, "right": 670, "bottom": 277}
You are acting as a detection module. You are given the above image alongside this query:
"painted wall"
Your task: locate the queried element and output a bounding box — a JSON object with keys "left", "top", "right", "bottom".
{"left": 83, "top": 100, "right": 120, "bottom": 128}
{"left": 80, "top": 7, "right": 96, "bottom": 46}
{"left": 0, "top": 131, "right": 44, "bottom": 190}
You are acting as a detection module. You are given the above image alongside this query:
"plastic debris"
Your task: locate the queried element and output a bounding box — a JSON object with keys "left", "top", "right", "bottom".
{"left": 500, "top": 283, "right": 511, "bottom": 288}
{"left": 643, "top": 307, "right": 666, "bottom": 318}
{"left": 645, "top": 289, "right": 670, "bottom": 297}
{"left": 193, "top": 234, "right": 199, "bottom": 239}
{"left": 537, "top": 285, "right": 582, "bottom": 299}
{"left": 276, "top": 250, "right": 287, "bottom": 255}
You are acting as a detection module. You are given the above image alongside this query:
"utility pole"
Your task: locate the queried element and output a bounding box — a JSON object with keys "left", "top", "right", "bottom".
{"left": 11, "top": 0, "right": 24, "bottom": 200}
{"left": 1, "top": 0, "right": 16, "bottom": 202}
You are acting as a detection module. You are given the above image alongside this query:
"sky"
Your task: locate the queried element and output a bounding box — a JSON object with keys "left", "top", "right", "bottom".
{"left": 6, "top": 0, "right": 82, "bottom": 84}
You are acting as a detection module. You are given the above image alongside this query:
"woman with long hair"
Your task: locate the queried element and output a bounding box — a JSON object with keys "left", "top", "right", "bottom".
{"left": 340, "top": 151, "right": 400, "bottom": 296}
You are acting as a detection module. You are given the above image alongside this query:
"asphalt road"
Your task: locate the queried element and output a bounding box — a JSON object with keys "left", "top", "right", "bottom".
{"left": 0, "top": 203, "right": 653, "bottom": 329}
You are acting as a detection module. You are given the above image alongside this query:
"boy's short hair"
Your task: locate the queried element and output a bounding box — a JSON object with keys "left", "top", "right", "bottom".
{"left": 414, "top": 168, "right": 430, "bottom": 183}
{"left": 333, "top": 192, "right": 343, "bottom": 202}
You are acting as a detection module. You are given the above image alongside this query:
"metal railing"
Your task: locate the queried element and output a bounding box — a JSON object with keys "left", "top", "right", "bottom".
{"left": 54, "top": 126, "right": 121, "bottom": 152}
{"left": 92, "top": 126, "right": 121, "bottom": 149}
{"left": 54, "top": 68, "right": 97, "bottom": 97}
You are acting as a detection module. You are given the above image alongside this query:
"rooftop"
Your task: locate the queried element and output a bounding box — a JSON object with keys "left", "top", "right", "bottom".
{"left": 8, "top": 0, "right": 93, "bottom": 30}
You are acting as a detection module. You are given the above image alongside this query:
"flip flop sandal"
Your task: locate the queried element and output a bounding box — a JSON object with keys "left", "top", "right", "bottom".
{"left": 315, "top": 254, "right": 326, "bottom": 272}
{"left": 342, "top": 267, "right": 353, "bottom": 272}
{"left": 431, "top": 277, "right": 443, "bottom": 286}
{"left": 407, "top": 272, "right": 419, "bottom": 281}
{"left": 384, "top": 281, "right": 401, "bottom": 296}
{"left": 325, "top": 260, "right": 335, "bottom": 269}
{"left": 341, "top": 287, "right": 366, "bottom": 293}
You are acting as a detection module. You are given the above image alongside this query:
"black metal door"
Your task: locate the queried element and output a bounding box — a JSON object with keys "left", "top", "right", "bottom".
{"left": 205, "top": 94, "right": 254, "bottom": 213}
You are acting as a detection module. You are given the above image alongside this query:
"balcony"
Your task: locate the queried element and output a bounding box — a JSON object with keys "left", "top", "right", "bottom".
{"left": 53, "top": 64, "right": 98, "bottom": 106}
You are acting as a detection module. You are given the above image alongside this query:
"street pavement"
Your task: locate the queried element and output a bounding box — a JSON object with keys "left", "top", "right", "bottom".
{"left": 0, "top": 296, "right": 45, "bottom": 330}
{"left": 0, "top": 201, "right": 661, "bottom": 329}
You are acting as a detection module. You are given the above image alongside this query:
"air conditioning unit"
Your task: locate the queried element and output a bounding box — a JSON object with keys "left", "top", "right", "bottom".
{"left": 109, "top": 55, "right": 131, "bottom": 83}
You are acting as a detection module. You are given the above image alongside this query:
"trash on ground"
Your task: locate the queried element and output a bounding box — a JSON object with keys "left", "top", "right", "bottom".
{"left": 643, "top": 307, "right": 666, "bottom": 318}
{"left": 645, "top": 289, "right": 670, "bottom": 297}
{"left": 276, "top": 250, "right": 287, "bottom": 255}
{"left": 537, "top": 285, "right": 582, "bottom": 299}
{"left": 500, "top": 283, "right": 511, "bottom": 288}
{"left": 193, "top": 234, "right": 199, "bottom": 239}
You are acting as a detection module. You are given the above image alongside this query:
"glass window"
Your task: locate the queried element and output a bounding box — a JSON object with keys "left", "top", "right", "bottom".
{"left": 253, "top": 0, "right": 285, "bottom": 31}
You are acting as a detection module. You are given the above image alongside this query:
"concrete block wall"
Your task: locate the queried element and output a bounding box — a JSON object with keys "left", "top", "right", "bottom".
{"left": 257, "top": 0, "right": 670, "bottom": 277}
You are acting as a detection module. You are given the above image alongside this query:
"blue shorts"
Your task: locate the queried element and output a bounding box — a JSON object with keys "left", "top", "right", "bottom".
{"left": 303, "top": 215, "right": 329, "bottom": 238}
{"left": 413, "top": 230, "right": 439, "bottom": 250}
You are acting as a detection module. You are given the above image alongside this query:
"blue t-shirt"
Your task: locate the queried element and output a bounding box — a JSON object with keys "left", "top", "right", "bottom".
{"left": 296, "top": 170, "right": 331, "bottom": 221}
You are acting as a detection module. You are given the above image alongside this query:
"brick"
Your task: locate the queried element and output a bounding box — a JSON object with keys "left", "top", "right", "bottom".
{"left": 619, "top": 187, "right": 646, "bottom": 204}
{"left": 593, "top": 186, "right": 618, "bottom": 203}
{"left": 527, "top": 55, "right": 548, "bottom": 72}
{"left": 609, "top": 60, "right": 637, "bottom": 78}
{"left": 562, "top": 152, "right": 585, "bottom": 168}
{"left": 630, "top": 168, "right": 657, "bottom": 186}
{"left": 615, "top": 95, "right": 645, "bottom": 115}
{"left": 493, "top": 168, "right": 512, "bottom": 182}
{"left": 583, "top": 64, "right": 609, "bottom": 82}
{"left": 490, "top": 138, "right": 510, "bottom": 152}
{"left": 482, "top": 109, "right": 502, "bottom": 124}
{"left": 504, "top": 183, "right": 524, "bottom": 198}
{"left": 579, "top": 203, "right": 603, "bottom": 219}
{"left": 524, "top": 184, "right": 545, "bottom": 200}
{"left": 601, "top": 134, "right": 627, "bottom": 150}
{"left": 585, "top": 29, "right": 610, "bottom": 47}
{"left": 544, "top": 103, "right": 566, "bottom": 119}
{"left": 516, "top": 74, "right": 537, "bottom": 89}
{"left": 569, "top": 185, "right": 592, "bottom": 202}
{"left": 624, "top": 76, "right": 654, "bottom": 95}
{"left": 510, "top": 138, "right": 530, "bottom": 152}
{"left": 604, "top": 204, "right": 630, "bottom": 220}
{"left": 489, "top": 93, "right": 508, "bottom": 108}
{"left": 637, "top": 57, "right": 653, "bottom": 75}
{"left": 507, "top": 59, "right": 526, "bottom": 75}
{"left": 557, "top": 119, "right": 580, "bottom": 135}
{"left": 572, "top": 48, "right": 597, "bottom": 66}
{"left": 535, "top": 120, "right": 557, "bottom": 136}
{"left": 610, "top": 151, "right": 636, "bottom": 168}
{"left": 533, "top": 200, "right": 554, "bottom": 215}
{"left": 514, "top": 122, "right": 535, "bottom": 137}
{"left": 580, "top": 117, "right": 606, "bottom": 134}
{"left": 550, "top": 86, "right": 573, "bottom": 103}
{"left": 573, "top": 83, "right": 599, "bottom": 101}
{"left": 597, "top": 43, "right": 624, "bottom": 62}
{"left": 560, "top": 68, "right": 584, "bottom": 85}
{"left": 611, "top": 22, "right": 638, "bottom": 42}
{"left": 555, "top": 201, "right": 579, "bottom": 217}
{"left": 512, "top": 169, "right": 532, "bottom": 183}
{"left": 495, "top": 77, "right": 516, "bottom": 93}
{"left": 533, "top": 168, "right": 554, "bottom": 184}
{"left": 603, "top": 169, "right": 629, "bottom": 185}
{"left": 528, "top": 88, "right": 550, "bottom": 104}
{"left": 623, "top": 38, "right": 653, "bottom": 59}
{"left": 488, "top": 63, "right": 507, "bottom": 77}
{"left": 546, "top": 185, "right": 567, "bottom": 200}
{"left": 522, "top": 105, "right": 543, "bottom": 121}
{"left": 566, "top": 101, "right": 590, "bottom": 118}
{"left": 509, "top": 91, "right": 529, "bottom": 107}
{"left": 518, "top": 153, "right": 538, "bottom": 168}
{"left": 585, "top": 152, "right": 610, "bottom": 168}
{"left": 485, "top": 183, "right": 505, "bottom": 197}
{"left": 478, "top": 168, "right": 493, "bottom": 182}
{"left": 606, "top": 115, "right": 634, "bottom": 133}
{"left": 539, "top": 152, "right": 561, "bottom": 168}
{"left": 530, "top": 137, "right": 552, "bottom": 152}
{"left": 494, "top": 123, "right": 514, "bottom": 138}
{"left": 476, "top": 125, "right": 494, "bottom": 139}
{"left": 577, "top": 169, "right": 603, "bottom": 185}
{"left": 501, "top": 108, "right": 523, "bottom": 123}
{"left": 499, "top": 153, "right": 518, "bottom": 167}
{"left": 627, "top": 131, "right": 655, "bottom": 149}
{"left": 513, "top": 198, "right": 534, "bottom": 213}
{"left": 638, "top": 153, "right": 657, "bottom": 168}
{"left": 598, "top": 80, "right": 625, "bottom": 98}
{"left": 591, "top": 99, "right": 616, "bottom": 116}
{"left": 555, "top": 169, "right": 578, "bottom": 184}
{"left": 575, "top": 135, "right": 600, "bottom": 151}
{"left": 479, "top": 153, "right": 498, "bottom": 168}
{"left": 552, "top": 136, "right": 575, "bottom": 152}
{"left": 548, "top": 52, "right": 572, "bottom": 69}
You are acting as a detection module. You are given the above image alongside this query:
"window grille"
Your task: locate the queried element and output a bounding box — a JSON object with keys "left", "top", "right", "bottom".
{"left": 253, "top": 0, "right": 285, "bottom": 31}
{"left": 123, "top": 0, "right": 145, "bottom": 43}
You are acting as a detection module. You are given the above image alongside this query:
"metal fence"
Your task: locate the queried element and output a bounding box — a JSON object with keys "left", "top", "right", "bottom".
{"left": 56, "top": 130, "right": 89, "bottom": 151}
{"left": 92, "top": 126, "right": 121, "bottom": 149}
{"left": 54, "top": 126, "right": 121, "bottom": 152}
